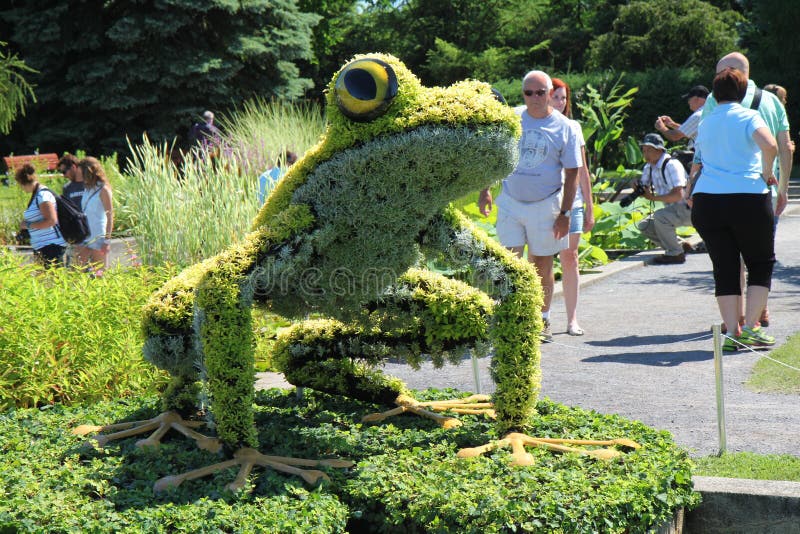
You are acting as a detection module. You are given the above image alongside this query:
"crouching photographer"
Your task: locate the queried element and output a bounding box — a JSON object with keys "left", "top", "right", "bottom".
{"left": 633, "top": 133, "right": 693, "bottom": 264}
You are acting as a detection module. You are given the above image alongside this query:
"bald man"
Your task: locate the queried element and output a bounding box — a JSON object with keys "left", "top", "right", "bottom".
{"left": 478, "top": 70, "right": 581, "bottom": 342}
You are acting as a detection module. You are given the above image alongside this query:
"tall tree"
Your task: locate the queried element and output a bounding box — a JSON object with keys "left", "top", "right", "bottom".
{"left": 585, "top": 0, "right": 742, "bottom": 72}
{"left": 0, "top": 41, "right": 35, "bottom": 135}
{"left": 297, "top": 0, "right": 359, "bottom": 95}
{"left": 739, "top": 0, "right": 800, "bottom": 153}
{"left": 0, "top": 0, "right": 318, "bottom": 155}
{"left": 317, "top": 0, "right": 552, "bottom": 87}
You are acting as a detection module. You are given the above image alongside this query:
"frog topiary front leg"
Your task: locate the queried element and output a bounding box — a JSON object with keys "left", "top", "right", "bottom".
{"left": 425, "top": 207, "right": 543, "bottom": 434}
{"left": 434, "top": 208, "right": 641, "bottom": 459}
{"left": 73, "top": 259, "right": 220, "bottom": 451}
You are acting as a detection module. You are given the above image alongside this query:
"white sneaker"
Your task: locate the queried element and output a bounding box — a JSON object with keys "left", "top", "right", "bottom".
{"left": 540, "top": 318, "right": 553, "bottom": 343}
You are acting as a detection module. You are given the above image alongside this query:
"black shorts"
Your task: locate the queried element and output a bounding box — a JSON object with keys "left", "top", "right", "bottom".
{"left": 34, "top": 244, "right": 66, "bottom": 268}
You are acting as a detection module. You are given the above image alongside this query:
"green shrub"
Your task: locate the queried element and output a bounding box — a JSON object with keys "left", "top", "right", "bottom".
{"left": 0, "top": 388, "right": 699, "bottom": 533}
{"left": 0, "top": 249, "right": 175, "bottom": 409}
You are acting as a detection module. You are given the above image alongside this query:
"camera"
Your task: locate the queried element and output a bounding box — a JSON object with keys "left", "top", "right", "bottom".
{"left": 14, "top": 228, "right": 30, "bottom": 246}
{"left": 619, "top": 181, "right": 649, "bottom": 208}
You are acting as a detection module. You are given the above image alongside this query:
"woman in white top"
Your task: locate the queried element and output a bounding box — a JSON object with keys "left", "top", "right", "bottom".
{"left": 76, "top": 157, "right": 114, "bottom": 273}
{"left": 16, "top": 164, "right": 67, "bottom": 267}
{"left": 551, "top": 78, "right": 594, "bottom": 335}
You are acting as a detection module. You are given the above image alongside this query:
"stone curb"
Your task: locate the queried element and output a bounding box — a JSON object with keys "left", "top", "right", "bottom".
{"left": 684, "top": 476, "right": 800, "bottom": 533}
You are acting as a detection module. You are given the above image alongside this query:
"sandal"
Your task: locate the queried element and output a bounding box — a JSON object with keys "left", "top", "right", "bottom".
{"left": 567, "top": 324, "right": 585, "bottom": 336}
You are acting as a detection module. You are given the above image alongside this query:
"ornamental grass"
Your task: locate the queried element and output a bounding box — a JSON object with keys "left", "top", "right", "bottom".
{"left": 117, "top": 98, "right": 325, "bottom": 268}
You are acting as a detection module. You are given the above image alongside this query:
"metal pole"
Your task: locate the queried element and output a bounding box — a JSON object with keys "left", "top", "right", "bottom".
{"left": 712, "top": 324, "right": 727, "bottom": 455}
{"left": 469, "top": 349, "right": 482, "bottom": 395}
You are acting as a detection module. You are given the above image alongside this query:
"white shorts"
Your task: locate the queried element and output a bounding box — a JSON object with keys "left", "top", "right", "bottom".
{"left": 495, "top": 189, "right": 568, "bottom": 256}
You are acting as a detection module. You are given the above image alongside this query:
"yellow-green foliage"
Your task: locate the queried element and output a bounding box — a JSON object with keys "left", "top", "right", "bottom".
{"left": 142, "top": 53, "right": 530, "bottom": 450}
{"left": 398, "top": 267, "right": 493, "bottom": 349}
{"left": 274, "top": 318, "right": 410, "bottom": 406}
{"left": 272, "top": 267, "right": 497, "bottom": 405}
{"left": 143, "top": 204, "right": 314, "bottom": 427}
{"left": 0, "top": 250, "right": 174, "bottom": 409}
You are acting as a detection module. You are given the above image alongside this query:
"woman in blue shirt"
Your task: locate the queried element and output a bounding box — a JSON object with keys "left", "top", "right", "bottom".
{"left": 691, "top": 68, "right": 778, "bottom": 352}
{"left": 16, "top": 164, "right": 67, "bottom": 267}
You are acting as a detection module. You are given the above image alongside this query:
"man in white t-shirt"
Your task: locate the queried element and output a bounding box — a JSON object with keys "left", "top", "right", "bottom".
{"left": 635, "top": 133, "right": 692, "bottom": 264}
{"left": 478, "top": 70, "right": 581, "bottom": 341}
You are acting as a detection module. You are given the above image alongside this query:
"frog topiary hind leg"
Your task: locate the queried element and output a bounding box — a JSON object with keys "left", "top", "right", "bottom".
{"left": 73, "top": 261, "right": 217, "bottom": 451}
{"left": 274, "top": 268, "right": 497, "bottom": 427}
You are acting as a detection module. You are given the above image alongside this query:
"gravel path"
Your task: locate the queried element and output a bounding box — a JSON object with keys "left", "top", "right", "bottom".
{"left": 258, "top": 207, "right": 800, "bottom": 458}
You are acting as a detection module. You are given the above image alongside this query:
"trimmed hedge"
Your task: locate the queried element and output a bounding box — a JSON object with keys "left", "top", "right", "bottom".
{"left": 0, "top": 388, "right": 699, "bottom": 533}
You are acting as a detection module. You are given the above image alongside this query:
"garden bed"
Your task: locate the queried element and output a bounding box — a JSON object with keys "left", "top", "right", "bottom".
{"left": 0, "top": 388, "right": 699, "bottom": 532}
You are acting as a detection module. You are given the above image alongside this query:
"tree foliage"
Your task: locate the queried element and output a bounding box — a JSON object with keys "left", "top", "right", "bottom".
{"left": 0, "top": 41, "right": 35, "bottom": 135}
{"left": 313, "top": 0, "right": 553, "bottom": 87}
{"left": 0, "top": 0, "right": 318, "bottom": 155}
{"left": 297, "top": 0, "right": 359, "bottom": 95}
{"left": 585, "top": 0, "right": 742, "bottom": 72}
{"left": 739, "top": 0, "right": 800, "bottom": 132}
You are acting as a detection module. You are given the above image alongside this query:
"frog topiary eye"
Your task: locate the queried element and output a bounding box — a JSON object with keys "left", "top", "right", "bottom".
{"left": 335, "top": 58, "right": 399, "bottom": 122}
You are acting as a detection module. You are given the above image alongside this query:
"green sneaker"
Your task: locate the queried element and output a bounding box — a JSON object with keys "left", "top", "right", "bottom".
{"left": 722, "top": 336, "right": 741, "bottom": 353}
{"left": 737, "top": 326, "right": 775, "bottom": 349}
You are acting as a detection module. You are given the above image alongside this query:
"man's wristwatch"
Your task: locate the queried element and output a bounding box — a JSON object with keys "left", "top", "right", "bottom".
{"left": 559, "top": 209, "right": 569, "bottom": 217}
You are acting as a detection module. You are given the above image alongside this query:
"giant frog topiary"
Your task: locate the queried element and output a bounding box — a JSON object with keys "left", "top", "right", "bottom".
{"left": 75, "top": 54, "right": 637, "bottom": 491}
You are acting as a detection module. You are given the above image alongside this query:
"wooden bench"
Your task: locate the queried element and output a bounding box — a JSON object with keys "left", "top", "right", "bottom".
{"left": 4, "top": 153, "right": 60, "bottom": 173}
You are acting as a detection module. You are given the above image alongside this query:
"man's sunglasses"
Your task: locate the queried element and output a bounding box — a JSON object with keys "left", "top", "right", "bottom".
{"left": 523, "top": 89, "right": 548, "bottom": 97}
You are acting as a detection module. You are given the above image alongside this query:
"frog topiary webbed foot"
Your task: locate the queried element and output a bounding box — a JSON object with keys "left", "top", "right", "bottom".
{"left": 362, "top": 393, "right": 495, "bottom": 428}
{"left": 457, "top": 432, "right": 641, "bottom": 465}
{"left": 153, "top": 447, "right": 354, "bottom": 493}
{"left": 72, "top": 411, "right": 221, "bottom": 453}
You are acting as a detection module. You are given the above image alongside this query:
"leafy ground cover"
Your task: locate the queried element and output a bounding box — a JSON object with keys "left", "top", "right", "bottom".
{"left": 0, "top": 388, "right": 699, "bottom": 533}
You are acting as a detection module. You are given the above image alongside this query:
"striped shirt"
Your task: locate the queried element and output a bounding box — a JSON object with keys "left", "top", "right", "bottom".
{"left": 24, "top": 187, "right": 67, "bottom": 250}
{"left": 678, "top": 107, "right": 703, "bottom": 148}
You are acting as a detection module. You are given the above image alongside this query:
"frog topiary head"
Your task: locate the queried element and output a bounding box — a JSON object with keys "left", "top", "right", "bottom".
{"left": 254, "top": 53, "right": 519, "bottom": 229}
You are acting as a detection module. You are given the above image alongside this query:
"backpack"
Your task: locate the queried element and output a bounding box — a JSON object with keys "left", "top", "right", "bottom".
{"left": 670, "top": 149, "right": 694, "bottom": 175}
{"left": 30, "top": 186, "right": 92, "bottom": 244}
